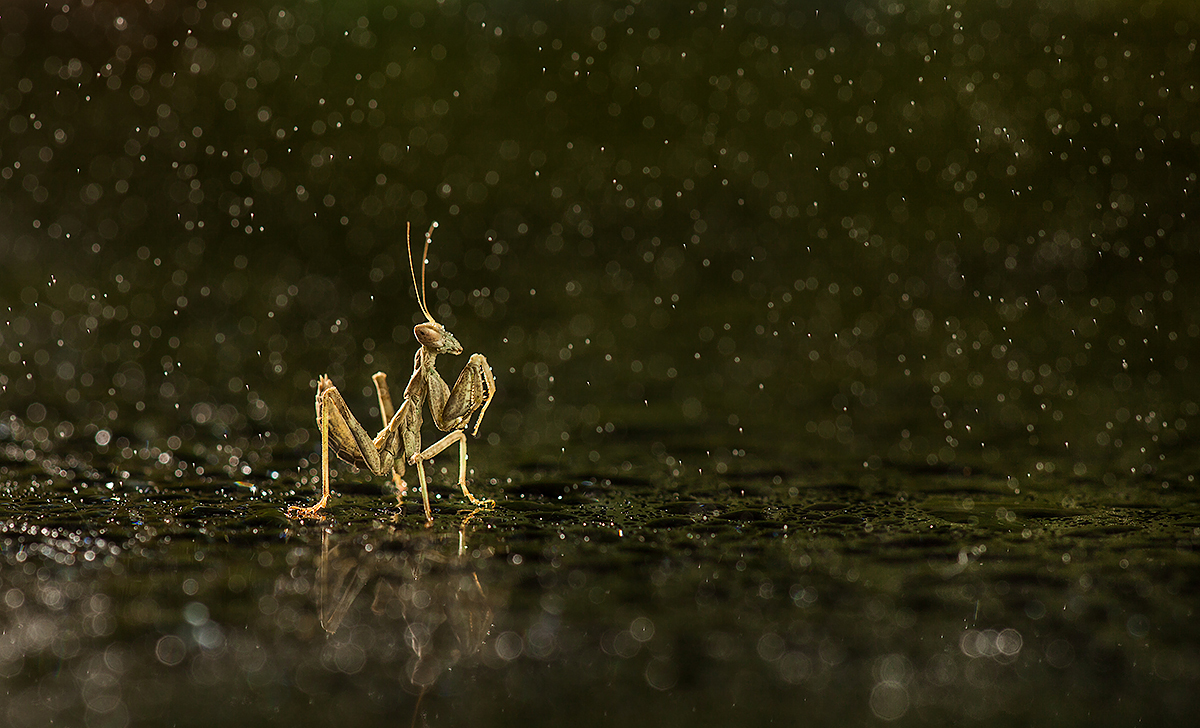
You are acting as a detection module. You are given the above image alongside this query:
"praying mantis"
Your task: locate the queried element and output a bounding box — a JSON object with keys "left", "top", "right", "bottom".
{"left": 287, "top": 222, "right": 496, "bottom": 524}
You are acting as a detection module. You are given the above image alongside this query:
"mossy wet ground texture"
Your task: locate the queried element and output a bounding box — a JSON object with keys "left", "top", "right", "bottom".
{"left": 3, "top": 1, "right": 1200, "bottom": 726}
{"left": 2, "top": 436, "right": 1198, "bottom": 727}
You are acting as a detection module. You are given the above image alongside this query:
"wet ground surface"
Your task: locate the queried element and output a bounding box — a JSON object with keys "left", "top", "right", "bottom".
{"left": 2, "top": 419, "right": 1198, "bottom": 727}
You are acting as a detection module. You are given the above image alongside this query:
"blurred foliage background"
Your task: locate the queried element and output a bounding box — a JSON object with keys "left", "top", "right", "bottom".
{"left": 2, "top": 0, "right": 1198, "bottom": 481}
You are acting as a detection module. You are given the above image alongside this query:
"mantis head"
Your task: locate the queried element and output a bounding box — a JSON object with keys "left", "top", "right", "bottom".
{"left": 408, "top": 221, "right": 463, "bottom": 356}
{"left": 414, "top": 321, "right": 463, "bottom": 355}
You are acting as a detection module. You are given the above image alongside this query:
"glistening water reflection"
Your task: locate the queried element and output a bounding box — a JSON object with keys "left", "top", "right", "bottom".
{"left": 2, "top": 441, "right": 1198, "bottom": 725}
{"left": 307, "top": 511, "right": 498, "bottom": 693}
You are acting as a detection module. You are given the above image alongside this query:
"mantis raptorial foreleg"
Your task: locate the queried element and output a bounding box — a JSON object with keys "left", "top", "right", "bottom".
{"left": 410, "top": 352, "right": 496, "bottom": 508}
{"left": 424, "top": 353, "right": 496, "bottom": 436}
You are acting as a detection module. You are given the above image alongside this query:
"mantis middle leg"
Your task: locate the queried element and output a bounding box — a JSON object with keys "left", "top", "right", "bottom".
{"left": 411, "top": 429, "right": 494, "bottom": 508}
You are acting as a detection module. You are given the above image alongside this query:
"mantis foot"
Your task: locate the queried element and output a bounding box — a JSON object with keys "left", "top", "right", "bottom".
{"left": 287, "top": 501, "right": 330, "bottom": 520}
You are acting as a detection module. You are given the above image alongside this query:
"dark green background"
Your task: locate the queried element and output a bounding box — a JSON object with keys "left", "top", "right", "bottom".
{"left": 4, "top": 0, "right": 1198, "bottom": 471}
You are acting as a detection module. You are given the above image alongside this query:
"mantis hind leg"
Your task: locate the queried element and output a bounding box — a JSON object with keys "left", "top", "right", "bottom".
{"left": 372, "top": 372, "right": 407, "bottom": 497}
{"left": 288, "top": 375, "right": 403, "bottom": 520}
{"left": 288, "top": 384, "right": 334, "bottom": 519}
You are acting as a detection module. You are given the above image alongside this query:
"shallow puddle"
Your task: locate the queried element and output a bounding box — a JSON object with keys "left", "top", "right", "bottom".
{"left": 2, "top": 433, "right": 1198, "bottom": 726}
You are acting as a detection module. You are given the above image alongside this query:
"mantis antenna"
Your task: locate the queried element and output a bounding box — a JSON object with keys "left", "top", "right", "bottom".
{"left": 421, "top": 222, "right": 437, "bottom": 320}
{"left": 406, "top": 221, "right": 437, "bottom": 323}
